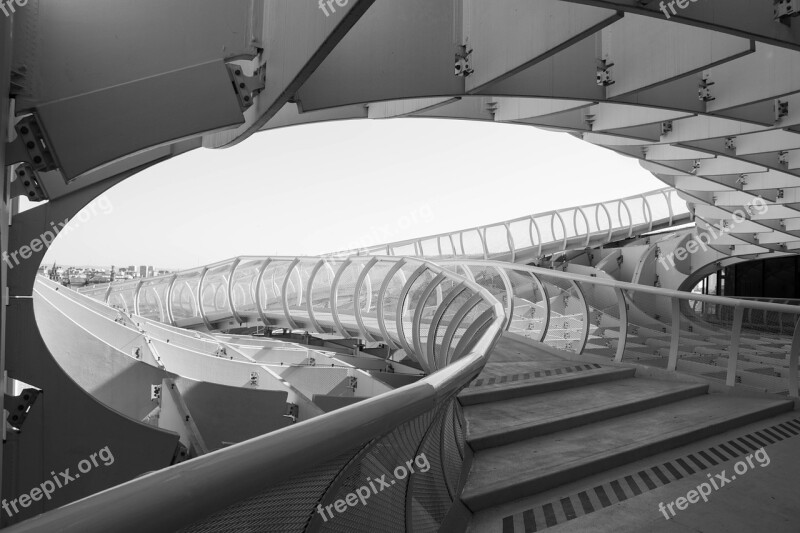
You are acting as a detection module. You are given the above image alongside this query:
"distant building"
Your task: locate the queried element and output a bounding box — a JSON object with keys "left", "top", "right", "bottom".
{"left": 139, "top": 265, "right": 147, "bottom": 278}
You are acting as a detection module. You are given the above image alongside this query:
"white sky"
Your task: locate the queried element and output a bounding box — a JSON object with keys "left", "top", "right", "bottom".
{"left": 38, "top": 118, "right": 663, "bottom": 270}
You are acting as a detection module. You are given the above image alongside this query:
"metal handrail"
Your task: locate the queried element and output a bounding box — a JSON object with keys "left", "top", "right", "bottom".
{"left": 33, "top": 256, "right": 505, "bottom": 533}
{"left": 326, "top": 187, "right": 689, "bottom": 259}
{"left": 448, "top": 260, "right": 800, "bottom": 396}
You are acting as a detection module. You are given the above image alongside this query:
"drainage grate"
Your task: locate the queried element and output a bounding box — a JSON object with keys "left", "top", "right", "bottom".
{"left": 500, "top": 417, "right": 800, "bottom": 532}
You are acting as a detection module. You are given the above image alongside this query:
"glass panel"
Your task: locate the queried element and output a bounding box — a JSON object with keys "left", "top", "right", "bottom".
{"left": 575, "top": 280, "right": 622, "bottom": 360}
{"left": 484, "top": 225, "right": 510, "bottom": 255}
{"left": 289, "top": 260, "right": 319, "bottom": 328}
{"left": 381, "top": 263, "right": 415, "bottom": 346}
{"left": 616, "top": 200, "right": 632, "bottom": 229}
{"left": 646, "top": 191, "right": 671, "bottom": 223}
{"left": 309, "top": 260, "right": 338, "bottom": 333}
{"left": 420, "top": 238, "right": 439, "bottom": 257}
{"left": 560, "top": 209, "right": 577, "bottom": 238}
{"left": 594, "top": 204, "right": 612, "bottom": 234}
{"left": 438, "top": 235, "right": 455, "bottom": 257}
{"left": 433, "top": 288, "right": 472, "bottom": 367}
{"left": 626, "top": 196, "right": 648, "bottom": 226}
{"left": 358, "top": 262, "right": 394, "bottom": 341}
{"left": 400, "top": 268, "right": 436, "bottom": 358}
{"left": 417, "top": 278, "right": 449, "bottom": 360}
{"left": 679, "top": 299, "right": 799, "bottom": 394}
{"left": 466, "top": 265, "right": 507, "bottom": 306}
{"left": 80, "top": 285, "right": 108, "bottom": 301}
{"left": 138, "top": 277, "right": 171, "bottom": 322}
{"left": 533, "top": 215, "right": 553, "bottom": 244}
{"left": 283, "top": 263, "right": 306, "bottom": 325}
{"left": 449, "top": 234, "right": 464, "bottom": 257}
{"left": 504, "top": 269, "right": 548, "bottom": 342}
{"left": 460, "top": 230, "right": 484, "bottom": 257}
{"left": 201, "top": 262, "right": 234, "bottom": 320}
{"left": 391, "top": 243, "right": 417, "bottom": 257}
{"left": 258, "top": 261, "right": 290, "bottom": 321}
{"left": 334, "top": 262, "right": 365, "bottom": 336}
{"left": 170, "top": 269, "right": 203, "bottom": 321}
{"left": 230, "top": 259, "right": 264, "bottom": 318}
{"left": 583, "top": 205, "right": 601, "bottom": 234}
{"left": 536, "top": 274, "right": 585, "bottom": 353}
{"left": 508, "top": 218, "right": 533, "bottom": 251}
{"left": 450, "top": 301, "right": 491, "bottom": 361}
{"left": 574, "top": 209, "right": 589, "bottom": 236}
{"left": 107, "top": 280, "right": 138, "bottom": 314}
{"left": 550, "top": 214, "right": 565, "bottom": 242}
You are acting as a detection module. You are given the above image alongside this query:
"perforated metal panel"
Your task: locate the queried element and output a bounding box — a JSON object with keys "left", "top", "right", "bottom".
{"left": 179, "top": 448, "right": 363, "bottom": 533}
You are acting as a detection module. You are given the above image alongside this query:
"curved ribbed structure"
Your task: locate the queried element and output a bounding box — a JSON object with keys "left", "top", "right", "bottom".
{"left": 3, "top": 2, "right": 800, "bottom": 532}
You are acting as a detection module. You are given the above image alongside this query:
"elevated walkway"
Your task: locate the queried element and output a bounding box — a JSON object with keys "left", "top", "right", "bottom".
{"left": 464, "top": 335, "right": 798, "bottom": 532}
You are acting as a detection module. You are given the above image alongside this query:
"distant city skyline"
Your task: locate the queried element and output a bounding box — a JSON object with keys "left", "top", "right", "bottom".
{"left": 29, "top": 118, "right": 664, "bottom": 270}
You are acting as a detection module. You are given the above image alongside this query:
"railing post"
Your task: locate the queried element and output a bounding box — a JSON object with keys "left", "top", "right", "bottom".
{"left": 530, "top": 217, "right": 542, "bottom": 258}
{"left": 614, "top": 288, "right": 628, "bottom": 363}
{"left": 726, "top": 306, "right": 745, "bottom": 387}
{"left": 505, "top": 223, "right": 516, "bottom": 263}
{"left": 531, "top": 273, "right": 550, "bottom": 343}
{"left": 226, "top": 258, "right": 242, "bottom": 325}
{"left": 642, "top": 194, "right": 653, "bottom": 232}
{"left": 165, "top": 274, "right": 178, "bottom": 326}
{"left": 668, "top": 297, "right": 680, "bottom": 371}
{"left": 280, "top": 259, "right": 301, "bottom": 330}
{"left": 662, "top": 189, "right": 674, "bottom": 226}
{"left": 789, "top": 317, "right": 800, "bottom": 398}
{"left": 570, "top": 281, "right": 590, "bottom": 354}
{"left": 353, "top": 258, "right": 379, "bottom": 342}
{"left": 253, "top": 258, "right": 272, "bottom": 329}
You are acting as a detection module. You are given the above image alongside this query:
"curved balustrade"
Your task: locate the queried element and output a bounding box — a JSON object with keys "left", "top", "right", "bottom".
{"left": 63, "top": 252, "right": 800, "bottom": 533}
{"left": 82, "top": 252, "right": 800, "bottom": 397}
{"left": 327, "top": 188, "right": 690, "bottom": 262}
{"left": 82, "top": 256, "right": 503, "bottom": 372}
{"left": 443, "top": 260, "right": 800, "bottom": 397}
{"left": 33, "top": 254, "right": 505, "bottom": 533}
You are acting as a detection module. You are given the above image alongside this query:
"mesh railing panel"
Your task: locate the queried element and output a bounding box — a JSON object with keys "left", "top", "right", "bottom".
{"left": 410, "top": 398, "right": 457, "bottom": 533}
{"left": 180, "top": 447, "right": 364, "bottom": 533}
{"left": 316, "top": 411, "right": 436, "bottom": 532}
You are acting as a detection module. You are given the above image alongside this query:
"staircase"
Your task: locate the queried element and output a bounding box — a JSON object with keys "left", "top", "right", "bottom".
{"left": 460, "top": 334, "right": 795, "bottom": 530}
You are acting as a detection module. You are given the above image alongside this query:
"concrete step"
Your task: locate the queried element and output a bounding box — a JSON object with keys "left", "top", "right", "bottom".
{"left": 458, "top": 367, "right": 635, "bottom": 406}
{"left": 464, "top": 378, "right": 708, "bottom": 451}
{"left": 461, "top": 394, "right": 794, "bottom": 512}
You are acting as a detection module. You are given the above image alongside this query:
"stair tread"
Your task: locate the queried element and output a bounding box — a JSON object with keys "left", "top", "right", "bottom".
{"left": 462, "top": 394, "right": 792, "bottom": 507}
{"left": 459, "top": 367, "right": 634, "bottom": 404}
{"left": 464, "top": 378, "right": 707, "bottom": 442}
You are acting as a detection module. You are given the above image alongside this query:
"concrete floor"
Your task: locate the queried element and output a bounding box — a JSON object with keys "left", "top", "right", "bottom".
{"left": 464, "top": 335, "right": 800, "bottom": 533}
